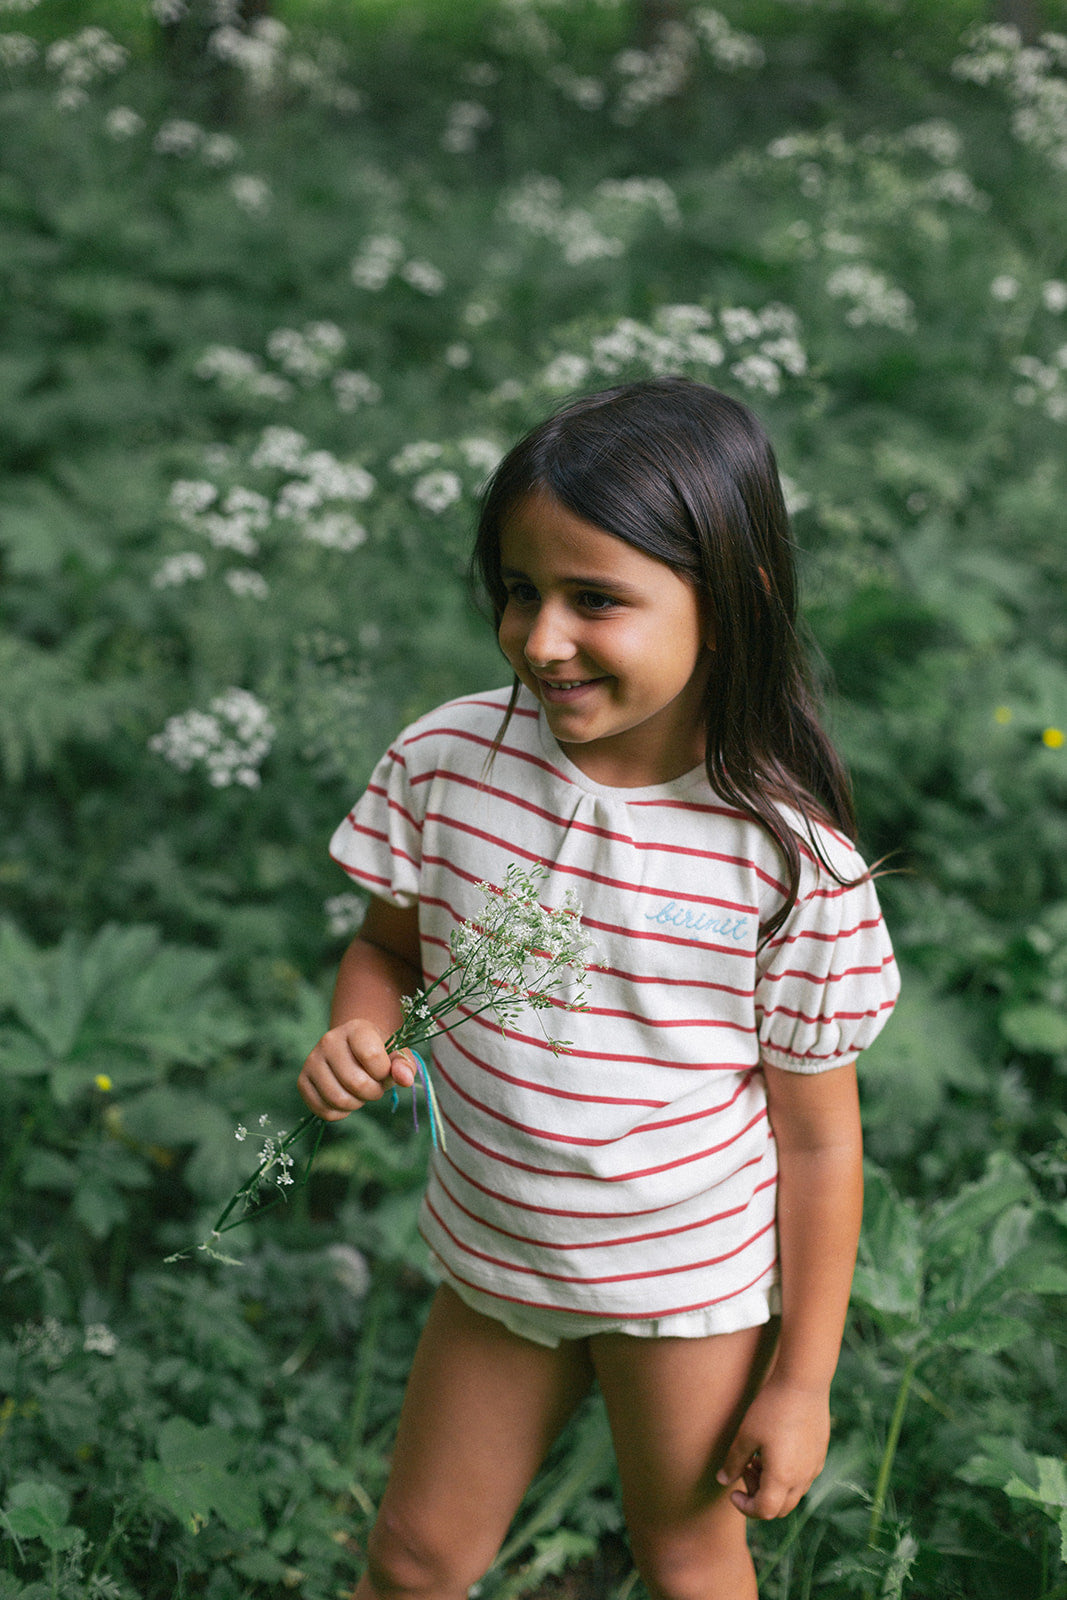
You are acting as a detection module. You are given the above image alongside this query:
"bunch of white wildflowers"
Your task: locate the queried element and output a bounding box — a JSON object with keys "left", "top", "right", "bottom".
{"left": 181, "top": 866, "right": 592, "bottom": 1260}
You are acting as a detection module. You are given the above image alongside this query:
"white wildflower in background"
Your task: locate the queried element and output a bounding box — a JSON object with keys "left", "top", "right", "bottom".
{"left": 153, "top": 552, "right": 207, "bottom": 588}
{"left": 151, "top": 688, "right": 275, "bottom": 789}
{"left": 83, "top": 1324, "right": 118, "bottom": 1357}
{"left": 925, "top": 169, "right": 989, "bottom": 208}
{"left": 902, "top": 118, "right": 963, "bottom": 164}
{"left": 826, "top": 264, "right": 915, "bottom": 331}
{"left": 149, "top": 0, "right": 187, "bottom": 21}
{"left": 46, "top": 27, "right": 127, "bottom": 94}
{"left": 302, "top": 512, "right": 368, "bottom": 551}
{"left": 692, "top": 8, "right": 765, "bottom": 71}
{"left": 400, "top": 259, "right": 447, "bottom": 295}
{"left": 720, "top": 307, "right": 763, "bottom": 343}
{"left": 250, "top": 426, "right": 308, "bottom": 473}
{"left": 153, "top": 118, "right": 203, "bottom": 157}
{"left": 325, "top": 892, "right": 365, "bottom": 939}
{"left": 390, "top": 441, "right": 443, "bottom": 474}
{"left": 0, "top": 0, "right": 43, "bottom": 12}
{"left": 953, "top": 24, "right": 1067, "bottom": 169}
{"left": 412, "top": 470, "right": 463, "bottom": 513}
{"left": 729, "top": 353, "right": 782, "bottom": 396}
{"left": 351, "top": 234, "right": 405, "bottom": 290}
{"left": 224, "top": 568, "right": 269, "bottom": 599}
{"left": 268, "top": 322, "right": 346, "bottom": 383}
{"left": 990, "top": 273, "right": 1021, "bottom": 301}
{"left": 779, "top": 474, "right": 811, "bottom": 516}
{"left": 105, "top": 106, "right": 144, "bottom": 139}
{"left": 1043, "top": 280, "right": 1067, "bottom": 312}
{"left": 442, "top": 99, "right": 492, "bottom": 153}
{"left": 445, "top": 342, "right": 473, "bottom": 369}
{"left": 595, "top": 176, "right": 681, "bottom": 227}
{"left": 201, "top": 132, "right": 240, "bottom": 167}
{"left": 459, "top": 437, "right": 504, "bottom": 473}
{"left": 195, "top": 345, "right": 291, "bottom": 401}
{"left": 333, "top": 370, "right": 382, "bottom": 410}
{"left": 542, "top": 352, "right": 593, "bottom": 392}
{"left": 612, "top": 23, "right": 695, "bottom": 123}
{"left": 230, "top": 174, "right": 272, "bottom": 213}
{"left": 1012, "top": 348, "right": 1067, "bottom": 420}
{"left": 0, "top": 33, "right": 37, "bottom": 68}
{"left": 550, "top": 67, "right": 606, "bottom": 110}
{"left": 169, "top": 480, "right": 218, "bottom": 521}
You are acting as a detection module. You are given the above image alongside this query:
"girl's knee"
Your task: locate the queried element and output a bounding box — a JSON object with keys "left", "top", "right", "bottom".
{"left": 628, "top": 1518, "right": 757, "bottom": 1600}
{"left": 365, "top": 1504, "right": 494, "bottom": 1599}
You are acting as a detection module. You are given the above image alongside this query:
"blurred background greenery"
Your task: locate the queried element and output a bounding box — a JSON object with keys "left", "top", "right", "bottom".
{"left": 1, "top": 2, "right": 1066, "bottom": 1596}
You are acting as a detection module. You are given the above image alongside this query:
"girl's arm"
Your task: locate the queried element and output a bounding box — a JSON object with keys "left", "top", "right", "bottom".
{"left": 716, "top": 1059, "right": 864, "bottom": 1519}
{"left": 298, "top": 897, "right": 423, "bottom": 1121}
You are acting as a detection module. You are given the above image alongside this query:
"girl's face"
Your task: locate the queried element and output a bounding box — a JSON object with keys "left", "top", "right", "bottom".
{"left": 497, "top": 491, "right": 714, "bottom": 788}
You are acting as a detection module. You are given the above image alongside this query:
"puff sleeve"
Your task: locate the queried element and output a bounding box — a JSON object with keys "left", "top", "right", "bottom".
{"left": 755, "top": 843, "right": 899, "bottom": 1075}
{"left": 328, "top": 739, "right": 423, "bottom": 908}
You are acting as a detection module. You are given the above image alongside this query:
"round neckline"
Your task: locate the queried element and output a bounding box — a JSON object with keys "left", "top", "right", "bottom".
{"left": 532, "top": 699, "right": 707, "bottom": 802}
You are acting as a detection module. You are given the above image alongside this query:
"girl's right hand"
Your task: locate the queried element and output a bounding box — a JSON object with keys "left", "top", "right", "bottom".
{"left": 297, "top": 1019, "right": 417, "bottom": 1121}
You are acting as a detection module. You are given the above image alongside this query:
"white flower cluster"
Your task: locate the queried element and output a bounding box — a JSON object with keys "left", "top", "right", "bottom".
{"left": 150, "top": 688, "right": 276, "bottom": 788}
{"left": 540, "top": 302, "right": 806, "bottom": 399}
{"left": 325, "top": 892, "right": 365, "bottom": 939}
{"left": 411, "top": 470, "right": 463, "bottom": 514}
{"left": 610, "top": 9, "right": 762, "bottom": 123}
{"left": 234, "top": 1112, "right": 296, "bottom": 1188}
{"left": 0, "top": 32, "right": 37, "bottom": 68}
{"left": 504, "top": 174, "right": 626, "bottom": 265}
{"left": 152, "top": 550, "right": 207, "bottom": 588}
{"left": 442, "top": 99, "right": 492, "bottom": 153}
{"left": 208, "top": 16, "right": 361, "bottom": 113}
{"left": 826, "top": 264, "right": 915, "bottom": 332}
{"left": 691, "top": 8, "right": 766, "bottom": 72}
{"left": 45, "top": 26, "right": 127, "bottom": 110}
{"left": 953, "top": 25, "right": 1067, "bottom": 170}
{"left": 350, "top": 234, "right": 446, "bottom": 294}
{"left": 441, "top": 863, "right": 594, "bottom": 1050}
{"left": 1012, "top": 347, "right": 1067, "bottom": 421}
{"left": 195, "top": 323, "right": 371, "bottom": 411}
{"left": 267, "top": 321, "right": 345, "bottom": 384}
{"left": 83, "top": 1323, "right": 118, "bottom": 1357}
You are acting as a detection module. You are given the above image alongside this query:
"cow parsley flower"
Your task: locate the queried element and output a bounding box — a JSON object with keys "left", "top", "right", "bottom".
{"left": 412, "top": 470, "right": 463, "bottom": 513}
{"left": 187, "top": 866, "right": 593, "bottom": 1258}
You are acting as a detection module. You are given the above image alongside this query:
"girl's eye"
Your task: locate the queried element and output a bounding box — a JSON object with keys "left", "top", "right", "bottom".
{"left": 504, "top": 582, "right": 538, "bottom": 606}
{"left": 579, "top": 591, "right": 618, "bottom": 612}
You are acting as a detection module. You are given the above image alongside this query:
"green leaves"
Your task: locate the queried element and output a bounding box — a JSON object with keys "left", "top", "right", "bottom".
{"left": 142, "top": 1417, "right": 260, "bottom": 1535}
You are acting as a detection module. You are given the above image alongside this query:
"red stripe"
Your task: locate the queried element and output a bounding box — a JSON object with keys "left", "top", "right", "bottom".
{"left": 433, "top": 1167, "right": 777, "bottom": 1252}
{"left": 425, "top": 1197, "right": 777, "bottom": 1287}
{"left": 424, "top": 1250, "right": 778, "bottom": 1321}
{"left": 439, "top": 1146, "right": 768, "bottom": 1220}
{"left": 439, "top": 1101, "right": 769, "bottom": 1183}
{"left": 423, "top": 809, "right": 759, "bottom": 917}
{"left": 759, "top": 995, "right": 898, "bottom": 1028}
{"left": 759, "top": 953, "right": 897, "bottom": 987}
{"left": 442, "top": 1026, "right": 669, "bottom": 1109}
{"left": 448, "top": 1006, "right": 757, "bottom": 1073}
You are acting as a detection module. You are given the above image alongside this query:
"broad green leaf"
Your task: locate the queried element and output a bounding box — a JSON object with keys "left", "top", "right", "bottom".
{"left": 1001, "top": 1004, "right": 1067, "bottom": 1057}
{"left": 1, "top": 1481, "right": 78, "bottom": 1551}
{"left": 142, "top": 1417, "right": 260, "bottom": 1535}
{"left": 851, "top": 1167, "right": 923, "bottom": 1326}
{"left": 924, "top": 1151, "right": 1033, "bottom": 1255}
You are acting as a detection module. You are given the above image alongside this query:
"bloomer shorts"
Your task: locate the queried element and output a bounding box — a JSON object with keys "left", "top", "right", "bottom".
{"left": 430, "top": 1260, "right": 780, "bottom": 1350}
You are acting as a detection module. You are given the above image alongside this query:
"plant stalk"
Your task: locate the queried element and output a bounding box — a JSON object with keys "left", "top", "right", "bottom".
{"left": 867, "top": 1354, "right": 918, "bottom": 1552}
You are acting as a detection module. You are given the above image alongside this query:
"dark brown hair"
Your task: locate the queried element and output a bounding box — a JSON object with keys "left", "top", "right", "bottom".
{"left": 470, "top": 377, "right": 859, "bottom": 942}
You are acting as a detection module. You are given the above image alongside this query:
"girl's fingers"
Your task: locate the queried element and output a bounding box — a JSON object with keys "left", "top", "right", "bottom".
{"left": 390, "top": 1049, "right": 418, "bottom": 1088}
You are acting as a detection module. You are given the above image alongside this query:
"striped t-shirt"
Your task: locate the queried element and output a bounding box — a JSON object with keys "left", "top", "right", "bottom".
{"left": 329, "top": 686, "right": 898, "bottom": 1332}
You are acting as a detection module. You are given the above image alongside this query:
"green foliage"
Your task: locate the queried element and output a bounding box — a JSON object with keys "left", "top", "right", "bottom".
{"left": 2, "top": 0, "right": 1067, "bottom": 1595}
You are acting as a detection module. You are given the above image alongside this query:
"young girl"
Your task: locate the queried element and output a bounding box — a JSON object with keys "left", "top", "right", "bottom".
{"left": 298, "top": 377, "right": 898, "bottom": 1600}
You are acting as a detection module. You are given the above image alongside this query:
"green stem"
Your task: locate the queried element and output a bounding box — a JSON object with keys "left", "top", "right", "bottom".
{"left": 867, "top": 1354, "right": 918, "bottom": 1553}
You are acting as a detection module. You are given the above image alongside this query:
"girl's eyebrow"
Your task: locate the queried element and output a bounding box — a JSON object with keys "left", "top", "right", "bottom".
{"left": 499, "top": 564, "right": 640, "bottom": 595}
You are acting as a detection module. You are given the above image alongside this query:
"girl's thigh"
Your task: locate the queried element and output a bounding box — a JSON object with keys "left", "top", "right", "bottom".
{"left": 589, "top": 1322, "right": 777, "bottom": 1589}
{"left": 367, "top": 1284, "right": 594, "bottom": 1588}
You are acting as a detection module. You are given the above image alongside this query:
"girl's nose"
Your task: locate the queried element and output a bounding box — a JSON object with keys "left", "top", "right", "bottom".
{"left": 523, "top": 603, "right": 576, "bottom": 669}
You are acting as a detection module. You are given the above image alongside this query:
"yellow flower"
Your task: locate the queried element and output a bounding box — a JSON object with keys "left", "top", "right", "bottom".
{"left": 1042, "top": 727, "right": 1065, "bottom": 749}
{"left": 94, "top": 1074, "right": 113, "bottom": 1093}
{"left": 993, "top": 706, "right": 1012, "bottom": 725}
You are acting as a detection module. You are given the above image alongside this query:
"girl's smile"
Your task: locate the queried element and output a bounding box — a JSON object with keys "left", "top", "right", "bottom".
{"left": 497, "top": 491, "right": 714, "bottom": 787}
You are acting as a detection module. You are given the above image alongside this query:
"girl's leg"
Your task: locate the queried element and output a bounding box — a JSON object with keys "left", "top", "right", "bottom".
{"left": 354, "top": 1284, "right": 594, "bottom": 1600}
{"left": 590, "top": 1322, "right": 777, "bottom": 1600}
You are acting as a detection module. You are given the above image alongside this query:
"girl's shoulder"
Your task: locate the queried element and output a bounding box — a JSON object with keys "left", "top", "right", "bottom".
{"left": 393, "top": 685, "right": 517, "bottom": 746}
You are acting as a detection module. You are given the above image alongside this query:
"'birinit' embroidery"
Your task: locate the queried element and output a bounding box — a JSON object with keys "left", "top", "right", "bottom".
{"left": 645, "top": 902, "right": 751, "bottom": 942}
